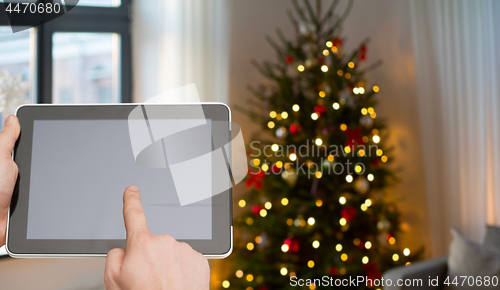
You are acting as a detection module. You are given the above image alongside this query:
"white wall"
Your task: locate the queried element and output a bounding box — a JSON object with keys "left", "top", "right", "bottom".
{"left": 228, "top": 0, "right": 432, "bottom": 257}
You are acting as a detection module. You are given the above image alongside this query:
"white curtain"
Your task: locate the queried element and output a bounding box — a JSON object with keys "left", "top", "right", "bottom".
{"left": 410, "top": 0, "right": 500, "bottom": 256}
{"left": 132, "top": 0, "right": 230, "bottom": 103}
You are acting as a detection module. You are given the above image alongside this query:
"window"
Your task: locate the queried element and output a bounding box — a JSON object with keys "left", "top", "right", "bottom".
{"left": 0, "top": 0, "right": 131, "bottom": 256}
{"left": 0, "top": 27, "right": 36, "bottom": 115}
{"left": 0, "top": 0, "right": 131, "bottom": 104}
{"left": 52, "top": 32, "right": 121, "bottom": 103}
{"left": 78, "top": 0, "right": 121, "bottom": 7}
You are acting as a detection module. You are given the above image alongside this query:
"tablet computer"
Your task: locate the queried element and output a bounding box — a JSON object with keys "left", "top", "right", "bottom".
{"left": 7, "top": 104, "right": 232, "bottom": 258}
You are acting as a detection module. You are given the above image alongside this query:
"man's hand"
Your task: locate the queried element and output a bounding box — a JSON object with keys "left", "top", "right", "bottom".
{"left": 104, "top": 185, "right": 210, "bottom": 290}
{"left": 0, "top": 115, "right": 20, "bottom": 247}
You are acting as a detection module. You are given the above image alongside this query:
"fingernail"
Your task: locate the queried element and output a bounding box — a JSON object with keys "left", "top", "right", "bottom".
{"left": 4, "top": 115, "right": 13, "bottom": 125}
{"left": 128, "top": 185, "right": 139, "bottom": 191}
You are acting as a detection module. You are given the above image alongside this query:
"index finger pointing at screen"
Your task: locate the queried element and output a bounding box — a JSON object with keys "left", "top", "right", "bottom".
{"left": 123, "top": 185, "right": 149, "bottom": 238}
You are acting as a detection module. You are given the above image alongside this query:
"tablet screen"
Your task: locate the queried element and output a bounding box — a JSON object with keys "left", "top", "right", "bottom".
{"left": 26, "top": 119, "right": 212, "bottom": 240}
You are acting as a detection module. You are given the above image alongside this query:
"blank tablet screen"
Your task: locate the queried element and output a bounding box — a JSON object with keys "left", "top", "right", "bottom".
{"left": 26, "top": 119, "right": 212, "bottom": 240}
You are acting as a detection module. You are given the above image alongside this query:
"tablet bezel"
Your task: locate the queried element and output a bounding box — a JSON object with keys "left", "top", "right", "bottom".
{"left": 6, "top": 104, "right": 232, "bottom": 258}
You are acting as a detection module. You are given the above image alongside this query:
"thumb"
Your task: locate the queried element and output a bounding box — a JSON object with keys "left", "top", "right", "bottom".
{"left": 0, "top": 115, "right": 20, "bottom": 160}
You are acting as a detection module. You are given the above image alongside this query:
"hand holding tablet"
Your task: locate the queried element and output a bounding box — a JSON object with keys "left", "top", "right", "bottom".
{"left": 0, "top": 115, "right": 20, "bottom": 250}
{"left": 0, "top": 116, "right": 210, "bottom": 289}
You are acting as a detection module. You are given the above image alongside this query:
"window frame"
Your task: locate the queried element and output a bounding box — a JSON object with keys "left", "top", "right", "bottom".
{"left": 0, "top": 0, "right": 132, "bottom": 103}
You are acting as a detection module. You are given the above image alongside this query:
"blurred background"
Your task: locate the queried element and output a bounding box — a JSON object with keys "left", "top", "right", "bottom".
{"left": 0, "top": 0, "right": 499, "bottom": 289}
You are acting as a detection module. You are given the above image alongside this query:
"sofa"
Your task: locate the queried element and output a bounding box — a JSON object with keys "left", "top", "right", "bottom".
{"left": 384, "top": 256, "right": 448, "bottom": 289}
{"left": 384, "top": 226, "right": 500, "bottom": 290}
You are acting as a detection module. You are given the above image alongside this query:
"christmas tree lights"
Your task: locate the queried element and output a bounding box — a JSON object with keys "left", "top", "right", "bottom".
{"left": 223, "top": 0, "right": 422, "bottom": 289}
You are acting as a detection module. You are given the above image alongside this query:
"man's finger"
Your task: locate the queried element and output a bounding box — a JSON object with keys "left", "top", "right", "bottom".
{"left": 0, "top": 115, "right": 20, "bottom": 160}
{"left": 104, "top": 248, "right": 125, "bottom": 285}
{"left": 123, "top": 185, "right": 148, "bottom": 238}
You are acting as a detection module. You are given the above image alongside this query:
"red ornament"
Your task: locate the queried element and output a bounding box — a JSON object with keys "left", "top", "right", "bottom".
{"left": 285, "top": 55, "right": 294, "bottom": 63}
{"left": 245, "top": 170, "right": 265, "bottom": 189}
{"left": 314, "top": 105, "right": 326, "bottom": 113}
{"left": 344, "top": 127, "right": 365, "bottom": 150}
{"left": 372, "top": 158, "right": 381, "bottom": 167}
{"left": 332, "top": 37, "right": 343, "bottom": 47}
{"left": 328, "top": 266, "right": 339, "bottom": 276}
{"left": 359, "top": 44, "right": 367, "bottom": 61}
{"left": 252, "top": 205, "right": 265, "bottom": 215}
{"left": 317, "top": 56, "right": 324, "bottom": 63}
{"left": 271, "top": 163, "right": 281, "bottom": 174}
{"left": 314, "top": 105, "right": 327, "bottom": 117}
{"left": 258, "top": 286, "right": 268, "bottom": 290}
{"left": 341, "top": 206, "right": 357, "bottom": 221}
{"left": 284, "top": 238, "right": 300, "bottom": 252}
{"left": 290, "top": 123, "right": 302, "bottom": 135}
{"left": 364, "top": 261, "right": 382, "bottom": 281}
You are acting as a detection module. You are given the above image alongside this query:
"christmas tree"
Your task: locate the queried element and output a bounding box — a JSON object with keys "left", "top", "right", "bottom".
{"left": 222, "top": 1, "right": 421, "bottom": 289}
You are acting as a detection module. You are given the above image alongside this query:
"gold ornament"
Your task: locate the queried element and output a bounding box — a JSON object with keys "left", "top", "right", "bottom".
{"left": 282, "top": 168, "right": 297, "bottom": 187}
{"left": 354, "top": 175, "right": 370, "bottom": 194}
